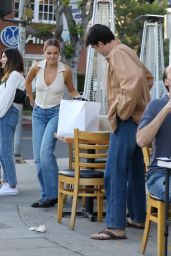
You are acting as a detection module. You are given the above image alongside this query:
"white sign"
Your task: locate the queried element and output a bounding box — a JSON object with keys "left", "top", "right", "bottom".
{"left": 25, "top": 34, "right": 44, "bottom": 45}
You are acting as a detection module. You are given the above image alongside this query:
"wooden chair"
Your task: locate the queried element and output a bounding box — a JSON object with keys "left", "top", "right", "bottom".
{"left": 142, "top": 146, "right": 151, "bottom": 172}
{"left": 57, "top": 129, "right": 109, "bottom": 230}
{"left": 140, "top": 146, "right": 168, "bottom": 256}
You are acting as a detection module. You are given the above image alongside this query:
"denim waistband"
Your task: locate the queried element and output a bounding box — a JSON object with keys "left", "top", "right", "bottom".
{"left": 34, "top": 104, "right": 60, "bottom": 110}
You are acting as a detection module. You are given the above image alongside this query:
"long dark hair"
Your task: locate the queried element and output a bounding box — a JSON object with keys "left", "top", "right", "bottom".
{"left": 1, "top": 48, "right": 24, "bottom": 81}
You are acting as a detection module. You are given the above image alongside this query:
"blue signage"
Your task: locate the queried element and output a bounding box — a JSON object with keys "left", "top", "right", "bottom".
{"left": 71, "top": 8, "right": 79, "bottom": 13}
{"left": 75, "top": 14, "right": 82, "bottom": 19}
{"left": 0, "top": 26, "right": 19, "bottom": 48}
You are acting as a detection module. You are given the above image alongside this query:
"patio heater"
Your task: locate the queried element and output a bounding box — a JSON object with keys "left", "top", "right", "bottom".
{"left": 164, "top": 9, "right": 171, "bottom": 65}
{"left": 139, "top": 14, "right": 165, "bottom": 99}
{"left": 83, "top": 0, "right": 115, "bottom": 116}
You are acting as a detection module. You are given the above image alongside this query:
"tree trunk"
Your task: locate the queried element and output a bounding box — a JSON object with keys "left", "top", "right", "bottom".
{"left": 61, "top": 41, "right": 83, "bottom": 90}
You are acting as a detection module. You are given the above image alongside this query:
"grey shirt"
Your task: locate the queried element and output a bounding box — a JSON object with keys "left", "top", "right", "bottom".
{"left": 138, "top": 95, "right": 171, "bottom": 171}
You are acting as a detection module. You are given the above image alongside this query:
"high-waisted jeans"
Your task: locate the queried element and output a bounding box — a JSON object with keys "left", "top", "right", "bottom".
{"left": 32, "top": 104, "right": 59, "bottom": 200}
{"left": 0, "top": 105, "right": 19, "bottom": 186}
{"left": 105, "top": 118, "right": 146, "bottom": 229}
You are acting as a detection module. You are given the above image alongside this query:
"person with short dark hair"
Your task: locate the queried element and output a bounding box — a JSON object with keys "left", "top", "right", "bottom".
{"left": 26, "top": 38, "right": 79, "bottom": 208}
{"left": 137, "top": 65, "right": 171, "bottom": 201}
{"left": 85, "top": 24, "right": 153, "bottom": 240}
{"left": 0, "top": 48, "right": 25, "bottom": 195}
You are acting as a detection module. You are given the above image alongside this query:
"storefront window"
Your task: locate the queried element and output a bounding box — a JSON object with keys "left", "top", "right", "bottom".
{"left": 14, "top": 0, "right": 56, "bottom": 24}
{"left": 24, "top": 54, "right": 44, "bottom": 91}
{"left": 24, "top": 54, "right": 44, "bottom": 75}
{"left": 38, "top": 0, "right": 55, "bottom": 22}
{"left": 14, "top": 0, "right": 19, "bottom": 18}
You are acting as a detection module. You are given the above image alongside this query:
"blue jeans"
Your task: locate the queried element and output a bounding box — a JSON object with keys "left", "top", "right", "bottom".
{"left": 32, "top": 105, "right": 59, "bottom": 200}
{"left": 0, "top": 105, "right": 19, "bottom": 186}
{"left": 147, "top": 169, "right": 171, "bottom": 202}
{"left": 105, "top": 118, "right": 146, "bottom": 229}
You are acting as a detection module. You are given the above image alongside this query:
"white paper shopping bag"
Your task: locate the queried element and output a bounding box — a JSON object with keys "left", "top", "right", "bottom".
{"left": 57, "top": 100, "right": 101, "bottom": 137}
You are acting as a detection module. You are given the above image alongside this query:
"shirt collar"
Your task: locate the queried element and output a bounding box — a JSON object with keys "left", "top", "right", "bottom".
{"left": 38, "top": 60, "right": 66, "bottom": 72}
{"left": 106, "top": 39, "right": 121, "bottom": 62}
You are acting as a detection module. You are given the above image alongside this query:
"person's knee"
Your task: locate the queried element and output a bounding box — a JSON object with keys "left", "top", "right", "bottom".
{"left": 0, "top": 149, "right": 12, "bottom": 159}
{"left": 40, "top": 148, "right": 53, "bottom": 164}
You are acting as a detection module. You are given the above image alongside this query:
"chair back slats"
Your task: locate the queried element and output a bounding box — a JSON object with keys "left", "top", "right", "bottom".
{"left": 79, "top": 153, "right": 107, "bottom": 159}
{"left": 78, "top": 130, "right": 109, "bottom": 144}
{"left": 79, "top": 162, "right": 106, "bottom": 169}
{"left": 79, "top": 143, "right": 108, "bottom": 151}
{"left": 74, "top": 129, "right": 109, "bottom": 176}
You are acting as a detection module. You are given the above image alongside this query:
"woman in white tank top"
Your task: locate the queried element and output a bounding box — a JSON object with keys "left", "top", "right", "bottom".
{"left": 26, "top": 38, "right": 79, "bottom": 208}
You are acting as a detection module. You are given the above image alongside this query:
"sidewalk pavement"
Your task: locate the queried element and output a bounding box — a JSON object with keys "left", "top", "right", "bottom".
{"left": 0, "top": 158, "right": 170, "bottom": 256}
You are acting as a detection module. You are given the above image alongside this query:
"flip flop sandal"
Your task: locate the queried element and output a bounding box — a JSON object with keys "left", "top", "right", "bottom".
{"left": 91, "top": 230, "right": 127, "bottom": 240}
{"left": 126, "top": 222, "right": 145, "bottom": 229}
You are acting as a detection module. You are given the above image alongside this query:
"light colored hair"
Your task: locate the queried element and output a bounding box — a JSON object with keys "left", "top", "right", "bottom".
{"left": 43, "top": 38, "right": 60, "bottom": 52}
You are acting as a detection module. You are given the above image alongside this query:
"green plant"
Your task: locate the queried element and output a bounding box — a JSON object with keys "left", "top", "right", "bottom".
{"left": 76, "top": 24, "right": 83, "bottom": 37}
{"left": 36, "top": 24, "right": 56, "bottom": 37}
{"left": 63, "top": 43, "right": 74, "bottom": 59}
{"left": 77, "top": 1, "right": 84, "bottom": 8}
{"left": 62, "top": 0, "right": 70, "bottom": 7}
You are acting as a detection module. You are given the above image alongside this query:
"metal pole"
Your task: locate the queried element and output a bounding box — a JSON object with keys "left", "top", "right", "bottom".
{"left": 18, "top": 0, "right": 26, "bottom": 55}
{"left": 169, "top": 39, "right": 171, "bottom": 65}
{"left": 14, "top": 0, "right": 26, "bottom": 162}
{"left": 164, "top": 11, "right": 171, "bottom": 64}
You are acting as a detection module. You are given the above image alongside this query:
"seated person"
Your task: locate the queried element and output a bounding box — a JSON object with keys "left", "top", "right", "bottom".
{"left": 136, "top": 65, "right": 171, "bottom": 201}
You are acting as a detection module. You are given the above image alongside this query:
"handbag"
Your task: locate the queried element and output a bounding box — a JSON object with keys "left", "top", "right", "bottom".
{"left": 4, "top": 80, "right": 26, "bottom": 105}
{"left": 13, "top": 88, "right": 26, "bottom": 104}
{"left": 57, "top": 99, "right": 101, "bottom": 137}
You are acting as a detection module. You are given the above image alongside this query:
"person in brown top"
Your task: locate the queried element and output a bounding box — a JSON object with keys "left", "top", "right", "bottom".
{"left": 85, "top": 24, "right": 153, "bottom": 240}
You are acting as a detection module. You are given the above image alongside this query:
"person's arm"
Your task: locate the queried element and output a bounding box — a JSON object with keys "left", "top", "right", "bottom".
{"left": 25, "top": 62, "right": 39, "bottom": 106}
{"left": 0, "top": 71, "right": 23, "bottom": 117}
{"left": 112, "top": 50, "right": 147, "bottom": 120}
{"left": 137, "top": 99, "right": 171, "bottom": 147}
{"left": 63, "top": 67, "right": 79, "bottom": 97}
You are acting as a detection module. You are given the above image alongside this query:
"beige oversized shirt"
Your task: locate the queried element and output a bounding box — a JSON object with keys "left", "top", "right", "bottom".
{"left": 106, "top": 40, "right": 153, "bottom": 132}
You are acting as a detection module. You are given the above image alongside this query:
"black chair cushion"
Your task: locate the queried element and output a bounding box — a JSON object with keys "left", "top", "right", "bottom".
{"left": 59, "top": 169, "right": 104, "bottom": 178}
{"left": 95, "top": 159, "right": 106, "bottom": 163}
